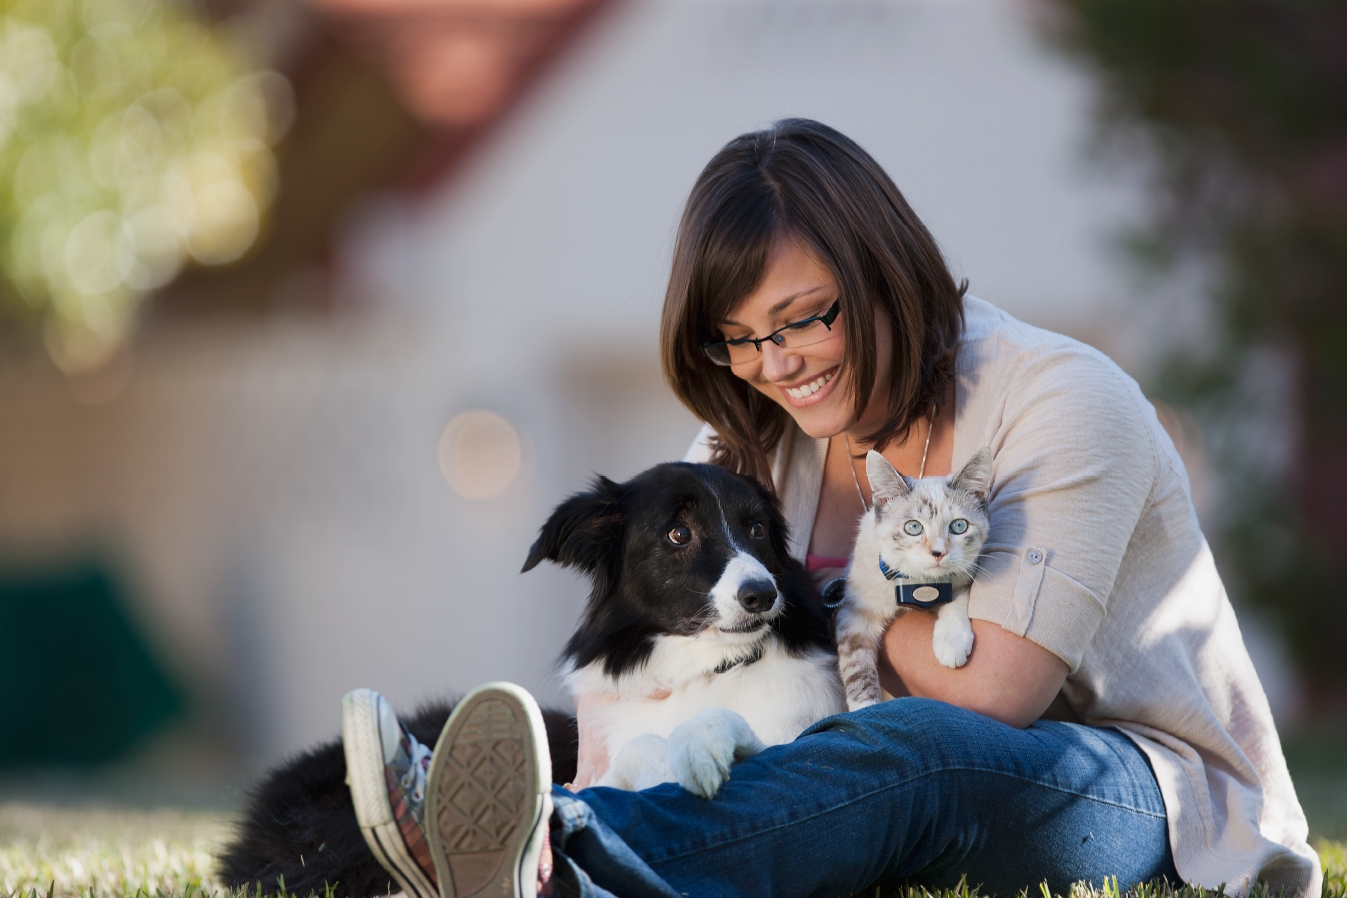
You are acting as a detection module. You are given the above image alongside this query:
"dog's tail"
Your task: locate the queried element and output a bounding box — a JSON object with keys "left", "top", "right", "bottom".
{"left": 217, "top": 699, "right": 578, "bottom": 896}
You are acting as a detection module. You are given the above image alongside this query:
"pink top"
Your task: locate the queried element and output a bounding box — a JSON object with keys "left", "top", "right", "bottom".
{"left": 805, "top": 554, "right": 850, "bottom": 572}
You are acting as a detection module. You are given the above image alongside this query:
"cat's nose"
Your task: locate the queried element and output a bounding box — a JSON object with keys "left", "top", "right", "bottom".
{"left": 930, "top": 547, "right": 946, "bottom": 559}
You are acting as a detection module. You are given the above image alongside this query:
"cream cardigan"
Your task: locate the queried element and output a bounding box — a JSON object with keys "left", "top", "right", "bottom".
{"left": 685, "top": 296, "right": 1319, "bottom": 896}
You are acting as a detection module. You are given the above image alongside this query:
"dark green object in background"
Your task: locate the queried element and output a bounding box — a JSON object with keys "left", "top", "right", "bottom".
{"left": 0, "top": 563, "right": 182, "bottom": 767}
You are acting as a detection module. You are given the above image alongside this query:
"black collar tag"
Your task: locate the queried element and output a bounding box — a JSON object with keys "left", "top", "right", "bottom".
{"left": 895, "top": 581, "right": 953, "bottom": 609}
{"left": 879, "top": 557, "right": 954, "bottom": 610}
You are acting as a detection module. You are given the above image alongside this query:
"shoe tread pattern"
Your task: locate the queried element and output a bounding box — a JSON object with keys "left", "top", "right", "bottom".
{"left": 431, "top": 697, "right": 532, "bottom": 897}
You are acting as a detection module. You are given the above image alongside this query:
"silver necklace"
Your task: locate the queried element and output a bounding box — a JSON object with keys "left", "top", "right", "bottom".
{"left": 845, "top": 410, "right": 933, "bottom": 513}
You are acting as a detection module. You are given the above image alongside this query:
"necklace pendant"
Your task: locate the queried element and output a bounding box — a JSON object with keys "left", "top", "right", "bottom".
{"left": 843, "top": 410, "right": 936, "bottom": 515}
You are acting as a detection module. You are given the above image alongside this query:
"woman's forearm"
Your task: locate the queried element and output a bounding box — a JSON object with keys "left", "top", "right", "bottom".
{"left": 877, "top": 614, "right": 1068, "bottom": 728}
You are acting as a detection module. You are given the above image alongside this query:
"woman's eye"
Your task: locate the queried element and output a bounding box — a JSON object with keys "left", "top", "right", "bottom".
{"left": 668, "top": 526, "right": 692, "bottom": 546}
{"left": 749, "top": 521, "right": 766, "bottom": 539}
{"left": 903, "top": 521, "right": 923, "bottom": 536}
{"left": 949, "top": 519, "right": 968, "bottom": 535}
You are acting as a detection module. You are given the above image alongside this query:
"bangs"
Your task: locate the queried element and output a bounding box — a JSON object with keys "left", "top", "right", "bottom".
{"left": 686, "top": 172, "right": 788, "bottom": 339}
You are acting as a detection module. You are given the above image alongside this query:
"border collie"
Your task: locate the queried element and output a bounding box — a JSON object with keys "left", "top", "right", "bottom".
{"left": 219, "top": 461, "right": 844, "bottom": 896}
{"left": 530, "top": 462, "right": 844, "bottom": 796}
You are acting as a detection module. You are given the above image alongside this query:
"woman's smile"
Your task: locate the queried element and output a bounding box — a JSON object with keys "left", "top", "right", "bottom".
{"left": 778, "top": 367, "right": 838, "bottom": 406}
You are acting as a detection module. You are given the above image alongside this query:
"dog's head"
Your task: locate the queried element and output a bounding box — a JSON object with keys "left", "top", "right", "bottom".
{"left": 522, "top": 462, "right": 828, "bottom": 678}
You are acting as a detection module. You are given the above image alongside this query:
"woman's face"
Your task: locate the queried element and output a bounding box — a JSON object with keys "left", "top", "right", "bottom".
{"left": 718, "top": 236, "right": 892, "bottom": 441}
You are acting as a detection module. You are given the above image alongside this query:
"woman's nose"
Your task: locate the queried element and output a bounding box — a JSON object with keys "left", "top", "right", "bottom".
{"left": 758, "top": 340, "right": 803, "bottom": 382}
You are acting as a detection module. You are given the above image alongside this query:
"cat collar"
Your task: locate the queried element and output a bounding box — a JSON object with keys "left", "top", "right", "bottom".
{"left": 878, "top": 557, "right": 954, "bottom": 609}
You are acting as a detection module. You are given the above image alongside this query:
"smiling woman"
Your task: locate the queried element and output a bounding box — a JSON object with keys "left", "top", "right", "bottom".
{"left": 551, "top": 118, "right": 1316, "bottom": 898}
{"left": 660, "top": 122, "right": 963, "bottom": 489}
{"left": 276, "top": 118, "right": 1320, "bottom": 898}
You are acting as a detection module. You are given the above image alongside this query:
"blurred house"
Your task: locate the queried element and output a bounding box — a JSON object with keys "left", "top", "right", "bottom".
{"left": 0, "top": 0, "right": 1170, "bottom": 769}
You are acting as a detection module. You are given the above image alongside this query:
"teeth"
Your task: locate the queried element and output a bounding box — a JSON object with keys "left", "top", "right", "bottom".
{"left": 785, "top": 371, "right": 834, "bottom": 399}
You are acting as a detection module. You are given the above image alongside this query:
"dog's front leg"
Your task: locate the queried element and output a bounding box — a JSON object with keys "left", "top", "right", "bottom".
{"left": 668, "top": 708, "right": 765, "bottom": 799}
{"left": 598, "top": 733, "right": 675, "bottom": 791}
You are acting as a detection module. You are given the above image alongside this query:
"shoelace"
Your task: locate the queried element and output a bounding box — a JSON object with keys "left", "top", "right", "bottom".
{"left": 399, "top": 737, "right": 433, "bottom": 803}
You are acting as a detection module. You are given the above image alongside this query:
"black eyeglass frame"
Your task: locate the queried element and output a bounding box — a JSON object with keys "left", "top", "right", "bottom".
{"left": 699, "top": 300, "right": 841, "bottom": 366}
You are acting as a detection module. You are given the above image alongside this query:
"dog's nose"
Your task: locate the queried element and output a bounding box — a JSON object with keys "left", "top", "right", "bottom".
{"left": 736, "top": 579, "right": 777, "bottom": 614}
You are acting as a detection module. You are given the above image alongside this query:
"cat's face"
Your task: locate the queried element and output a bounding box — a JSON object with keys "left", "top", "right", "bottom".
{"left": 866, "top": 449, "right": 992, "bottom": 583}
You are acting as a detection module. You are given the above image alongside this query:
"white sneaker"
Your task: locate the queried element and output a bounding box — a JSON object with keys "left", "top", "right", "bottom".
{"left": 342, "top": 689, "right": 439, "bottom": 898}
{"left": 424, "top": 682, "right": 553, "bottom": 898}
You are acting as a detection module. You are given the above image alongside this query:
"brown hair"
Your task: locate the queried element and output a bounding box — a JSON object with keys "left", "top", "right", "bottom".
{"left": 660, "top": 118, "right": 966, "bottom": 488}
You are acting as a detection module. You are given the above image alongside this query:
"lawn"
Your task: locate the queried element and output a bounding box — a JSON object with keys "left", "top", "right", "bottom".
{"left": 0, "top": 802, "right": 1343, "bottom": 898}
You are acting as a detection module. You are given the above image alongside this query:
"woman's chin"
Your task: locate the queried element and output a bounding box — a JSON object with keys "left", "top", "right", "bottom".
{"left": 783, "top": 404, "right": 853, "bottom": 440}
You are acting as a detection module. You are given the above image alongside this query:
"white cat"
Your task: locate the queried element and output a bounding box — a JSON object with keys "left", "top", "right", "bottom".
{"left": 834, "top": 448, "right": 992, "bottom": 711}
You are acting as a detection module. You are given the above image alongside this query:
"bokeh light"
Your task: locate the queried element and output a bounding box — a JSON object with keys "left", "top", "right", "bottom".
{"left": 0, "top": 0, "right": 292, "bottom": 372}
{"left": 437, "top": 410, "right": 524, "bottom": 500}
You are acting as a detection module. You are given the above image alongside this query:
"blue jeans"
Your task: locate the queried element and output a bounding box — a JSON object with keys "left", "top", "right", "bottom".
{"left": 549, "top": 698, "right": 1178, "bottom": 898}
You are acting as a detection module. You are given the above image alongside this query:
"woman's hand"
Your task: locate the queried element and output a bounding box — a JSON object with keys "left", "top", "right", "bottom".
{"left": 877, "top": 612, "right": 1068, "bottom": 728}
{"left": 570, "top": 691, "right": 617, "bottom": 789}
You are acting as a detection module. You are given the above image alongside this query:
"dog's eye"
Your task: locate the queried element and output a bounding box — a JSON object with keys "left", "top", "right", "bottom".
{"left": 949, "top": 519, "right": 968, "bottom": 535}
{"left": 903, "top": 520, "right": 924, "bottom": 536}
{"left": 668, "top": 526, "right": 692, "bottom": 546}
{"left": 749, "top": 521, "right": 766, "bottom": 540}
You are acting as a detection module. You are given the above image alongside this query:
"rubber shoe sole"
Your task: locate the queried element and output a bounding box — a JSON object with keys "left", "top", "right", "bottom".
{"left": 425, "top": 682, "right": 552, "bottom": 898}
{"left": 342, "top": 689, "right": 438, "bottom": 898}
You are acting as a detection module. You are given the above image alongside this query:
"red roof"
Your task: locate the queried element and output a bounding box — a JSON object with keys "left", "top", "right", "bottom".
{"left": 308, "top": 0, "right": 611, "bottom": 130}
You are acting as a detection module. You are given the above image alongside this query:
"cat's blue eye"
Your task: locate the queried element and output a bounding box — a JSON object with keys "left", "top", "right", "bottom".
{"left": 903, "top": 520, "right": 923, "bottom": 536}
{"left": 949, "top": 519, "right": 968, "bottom": 535}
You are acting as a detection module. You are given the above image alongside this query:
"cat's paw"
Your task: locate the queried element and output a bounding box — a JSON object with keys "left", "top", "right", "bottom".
{"left": 669, "top": 708, "right": 764, "bottom": 799}
{"left": 847, "top": 697, "right": 877, "bottom": 713}
{"left": 932, "top": 617, "right": 974, "bottom": 668}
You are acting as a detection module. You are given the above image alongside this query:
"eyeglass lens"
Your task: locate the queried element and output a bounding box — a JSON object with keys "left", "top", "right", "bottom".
{"left": 706, "top": 315, "right": 836, "bottom": 366}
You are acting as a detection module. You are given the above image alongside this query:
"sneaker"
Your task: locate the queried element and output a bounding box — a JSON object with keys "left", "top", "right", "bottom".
{"left": 425, "top": 682, "right": 553, "bottom": 898}
{"left": 342, "top": 688, "right": 439, "bottom": 898}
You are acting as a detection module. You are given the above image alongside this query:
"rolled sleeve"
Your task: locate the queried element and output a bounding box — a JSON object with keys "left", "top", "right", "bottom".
{"left": 966, "top": 346, "right": 1159, "bottom": 672}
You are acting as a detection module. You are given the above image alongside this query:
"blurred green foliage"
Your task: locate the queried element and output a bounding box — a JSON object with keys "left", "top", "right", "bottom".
{"left": 0, "top": 562, "right": 182, "bottom": 768}
{"left": 1044, "top": 0, "right": 1347, "bottom": 699}
{"left": 0, "top": 0, "right": 290, "bottom": 371}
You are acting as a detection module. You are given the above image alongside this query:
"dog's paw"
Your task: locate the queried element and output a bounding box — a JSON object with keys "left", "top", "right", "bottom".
{"left": 932, "top": 617, "right": 974, "bottom": 668}
{"left": 599, "top": 734, "right": 673, "bottom": 791}
{"left": 669, "top": 708, "right": 765, "bottom": 799}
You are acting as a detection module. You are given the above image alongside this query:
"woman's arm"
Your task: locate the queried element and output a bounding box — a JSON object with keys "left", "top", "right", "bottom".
{"left": 872, "top": 345, "right": 1160, "bottom": 728}
{"left": 877, "top": 616, "right": 1067, "bottom": 728}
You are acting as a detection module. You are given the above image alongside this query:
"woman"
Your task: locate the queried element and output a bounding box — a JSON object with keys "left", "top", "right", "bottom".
{"left": 347, "top": 119, "right": 1319, "bottom": 898}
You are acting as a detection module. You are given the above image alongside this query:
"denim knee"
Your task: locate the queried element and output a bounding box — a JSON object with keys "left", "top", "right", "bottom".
{"left": 800, "top": 696, "right": 1005, "bottom": 774}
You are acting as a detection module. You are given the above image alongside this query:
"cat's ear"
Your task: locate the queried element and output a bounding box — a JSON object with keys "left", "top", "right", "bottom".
{"left": 866, "top": 450, "right": 910, "bottom": 515}
{"left": 950, "top": 448, "right": 992, "bottom": 505}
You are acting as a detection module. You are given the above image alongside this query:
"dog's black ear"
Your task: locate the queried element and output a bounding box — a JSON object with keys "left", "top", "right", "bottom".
{"left": 522, "top": 476, "right": 624, "bottom": 574}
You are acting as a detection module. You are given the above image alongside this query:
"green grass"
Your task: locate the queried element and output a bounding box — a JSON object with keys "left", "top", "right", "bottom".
{"left": 0, "top": 803, "right": 1343, "bottom": 898}
{"left": 0, "top": 804, "right": 227, "bottom": 897}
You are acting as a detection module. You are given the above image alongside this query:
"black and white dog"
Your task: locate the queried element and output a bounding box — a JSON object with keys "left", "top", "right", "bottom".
{"left": 534, "top": 462, "right": 844, "bottom": 796}
{"left": 220, "top": 462, "right": 844, "bottom": 895}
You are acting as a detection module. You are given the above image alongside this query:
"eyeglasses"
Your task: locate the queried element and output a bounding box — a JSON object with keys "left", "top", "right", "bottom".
{"left": 700, "top": 301, "right": 841, "bottom": 367}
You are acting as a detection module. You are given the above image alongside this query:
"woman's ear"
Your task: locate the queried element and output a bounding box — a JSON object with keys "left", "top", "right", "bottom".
{"left": 950, "top": 448, "right": 992, "bottom": 505}
{"left": 865, "top": 450, "right": 910, "bottom": 510}
{"left": 522, "top": 476, "right": 624, "bottom": 574}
